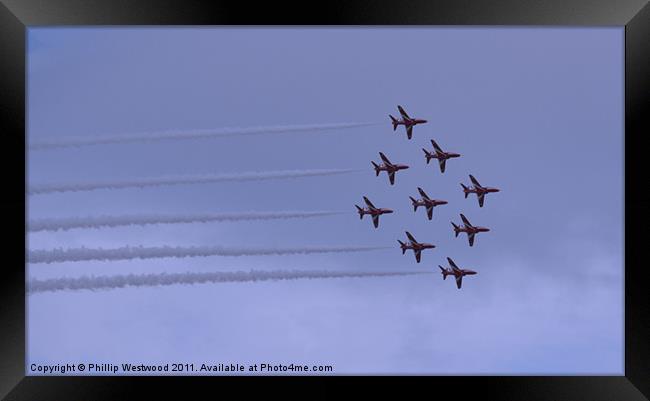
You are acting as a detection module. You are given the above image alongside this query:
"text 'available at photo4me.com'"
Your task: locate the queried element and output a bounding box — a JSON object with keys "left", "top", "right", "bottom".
{"left": 29, "top": 362, "right": 335, "bottom": 375}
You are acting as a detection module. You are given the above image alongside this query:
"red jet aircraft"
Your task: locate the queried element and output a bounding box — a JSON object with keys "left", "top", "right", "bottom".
{"left": 461, "top": 174, "right": 500, "bottom": 207}
{"left": 355, "top": 196, "right": 394, "bottom": 228}
{"left": 389, "top": 105, "right": 427, "bottom": 139}
{"left": 439, "top": 257, "right": 477, "bottom": 289}
{"left": 397, "top": 231, "right": 436, "bottom": 263}
{"left": 422, "top": 139, "right": 461, "bottom": 173}
{"left": 409, "top": 187, "right": 448, "bottom": 220}
{"left": 451, "top": 213, "right": 490, "bottom": 247}
{"left": 371, "top": 152, "right": 409, "bottom": 185}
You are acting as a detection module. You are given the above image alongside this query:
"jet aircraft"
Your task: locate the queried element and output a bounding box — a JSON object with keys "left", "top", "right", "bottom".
{"left": 355, "top": 196, "right": 393, "bottom": 228}
{"left": 439, "top": 257, "right": 477, "bottom": 289}
{"left": 451, "top": 213, "right": 490, "bottom": 247}
{"left": 422, "top": 139, "right": 460, "bottom": 173}
{"left": 461, "top": 174, "right": 500, "bottom": 207}
{"left": 397, "top": 231, "right": 436, "bottom": 263}
{"left": 389, "top": 105, "right": 427, "bottom": 139}
{"left": 371, "top": 152, "right": 409, "bottom": 185}
{"left": 409, "top": 187, "right": 448, "bottom": 220}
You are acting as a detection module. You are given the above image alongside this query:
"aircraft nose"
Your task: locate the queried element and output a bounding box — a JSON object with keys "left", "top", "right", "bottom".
{"left": 441, "top": 201, "right": 448, "bottom": 205}
{"left": 467, "top": 270, "right": 477, "bottom": 275}
{"left": 386, "top": 209, "right": 394, "bottom": 213}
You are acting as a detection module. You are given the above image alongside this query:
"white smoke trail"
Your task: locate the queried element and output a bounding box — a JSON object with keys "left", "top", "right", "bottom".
{"left": 29, "top": 122, "right": 378, "bottom": 150}
{"left": 28, "top": 269, "right": 432, "bottom": 294}
{"left": 28, "top": 245, "right": 390, "bottom": 264}
{"left": 28, "top": 168, "right": 359, "bottom": 195}
{"left": 27, "top": 211, "right": 344, "bottom": 232}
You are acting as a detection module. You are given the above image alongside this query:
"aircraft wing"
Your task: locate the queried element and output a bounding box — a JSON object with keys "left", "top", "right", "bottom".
{"left": 405, "top": 231, "right": 417, "bottom": 243}
{"left": 397, "top": 105, "right": 411, "bottom": 119}
{"left": 415, "top": 250, "right": 421, "bottom": 263}
{"left": 417, "top": 187, "right": 430, "bottom": 200}
{"left": 460, "top": 213, "right": 472, "bottom": 227}
{"left": 426, "top": 206, "right": 433, "bottom": 220}
{"left": 388, "top": 171, "right": 395, "bottom": 185}
{"left": 439, "top": 159, "right": 447, "bottom": 173}
{"left": 363, "top": 196, "right": 376, "bottom": 209}
{"left": 372, "top": 215, "right": 379, "bottom": 228}
{"left": 431, "top": 139, "right": 443, "bottom": 153}
{"left": 455, "top": 275, "right": 463, "bottom": 289}
{"left": 469, "top": 174, "right": 482, "bottom": 188}
{"left": 468, "top": 232, "right": 475, "bottom": 247}
{"left": 406, "top": 126, "right": 413, "bottom": 139}
{"left": 379, "top": 152, "right": 392, "bottom": 165}
{"left": 447, "top": 257, "right": 459, "bottom": 270}
{"left": 478, "top": 193, "right": 485, "bottom": 208}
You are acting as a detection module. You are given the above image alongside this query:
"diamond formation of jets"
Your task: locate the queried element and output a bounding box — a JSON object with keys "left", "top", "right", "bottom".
{"left": 371, "top": 152, "right": 409, "bottom": 185}
{"left": 409, "top": 187, "right": 448, "bottom": 220}
{"left": 422, "top": 139, "right": 461, "bottom": 173}
{"left": 461, "top": 174, "right": 500, "bottom": 207}
{"left": 355, "top": 196, "right": 394, "bottom": 228}
{"left": 389, "top": 105, "right": 428, "bottom": 139}
{"left": 352, "top": 105, "right": 501, "bottom": 290}
{"left": 397, "top": 231, "right": 436, "bottom": 263}
{"left": 439, "top": 257, "right": 477, "bottom": 289}
{"left": 452, "top": 213, "right": 490, "bottom": 247}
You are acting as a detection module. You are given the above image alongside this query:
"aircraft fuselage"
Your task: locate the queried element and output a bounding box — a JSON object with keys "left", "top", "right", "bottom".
{"left": 460, "top": 225, "right": 489, "bottom": 234}
{"left": 413, "top": 198, "right": 448, "bottom": 209}
{"left": 396, "top": 118, "right": 427, "bottom": 127}
{"left": 403, "top": 242, "right": 435, "bottom": 251}
{"left": 458, "top": 269, "right": 477, "bottom": 277}
{"left": 441, "top": 268, "right": 476, "bottom": 277}
{"left": 468, "top": 186, "right": 500, "bottom": 195}
{"left": 422, "top": 199, "right": 448, "bottom": 207}
{"left": 377, "top": 163, "right": 409, "bottom": 172}
{"left": 434, "top": 151, "right": 461, "bottom": 161}
{"left": 361, "top": 208, "right": 393, "bottom": 217}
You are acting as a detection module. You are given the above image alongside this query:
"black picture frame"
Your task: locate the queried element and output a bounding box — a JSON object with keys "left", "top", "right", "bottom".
{"left": 1, "top": 1, "right": 648, "bottom": 399}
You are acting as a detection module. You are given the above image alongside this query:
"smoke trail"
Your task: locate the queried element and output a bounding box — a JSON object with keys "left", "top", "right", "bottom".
{"left": 28, "top": 269, "right": 432, "bottom": 294}
{"left": 29, "top": 122, "right": 378, "bottom": 150}
{"left": 27, "top": 211, "right": 344, "bottom": 232}
{"left": 28, "top": 245, "right": 390, "bottom": 264}
{"left": 28, "top": 168, "right": 359, "bottom": 195}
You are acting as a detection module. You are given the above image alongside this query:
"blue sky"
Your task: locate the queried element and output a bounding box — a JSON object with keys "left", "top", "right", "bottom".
{"left": 26, "top": 27, "right": 623, "bottom": 374}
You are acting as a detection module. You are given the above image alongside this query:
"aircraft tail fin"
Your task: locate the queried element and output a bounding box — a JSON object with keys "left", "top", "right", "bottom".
{"left": 355, "top": 205, "right": 364, "bottom": 219}
{"left": 451, "top": 222, "right": 460, "bottom": 237}
{"left": 409, "top": 196, "right": 419, "bottom": 211}
{"left": 397, "top": 240, "right": 406, "bottom": 254}
{"left": 461, "top": 183, "right": 469, "bottom": 198}
{"left": 439, "top": 265, "right": 447, "bottom": 279}
{"left": 422, "top": 148, "right": 432, "bottom": 164}
{"left": 371, "top": 161, "right": 380, "bottom": 176}
{"left": 389, "top": 115, "right": 398, "bottom": 131}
